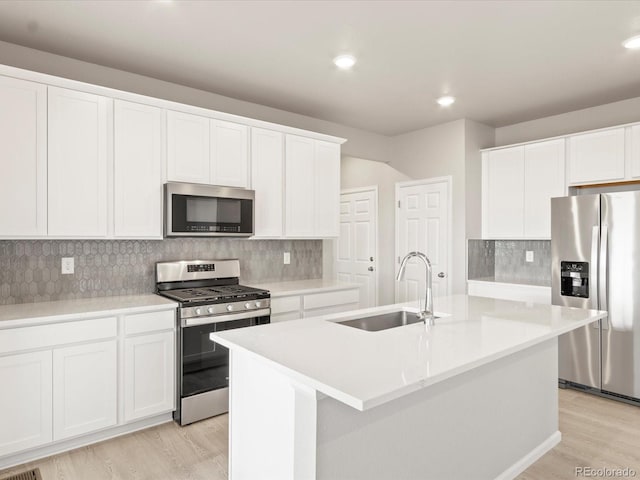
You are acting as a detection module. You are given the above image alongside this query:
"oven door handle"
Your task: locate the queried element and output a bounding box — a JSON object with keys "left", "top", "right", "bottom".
{"left": 182, "top": 308, "right": 271, "bottom": 327}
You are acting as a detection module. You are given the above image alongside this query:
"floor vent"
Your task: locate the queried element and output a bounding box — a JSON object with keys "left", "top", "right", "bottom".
{"left": 1, "top": 468, "right": 42, "bottom": 480}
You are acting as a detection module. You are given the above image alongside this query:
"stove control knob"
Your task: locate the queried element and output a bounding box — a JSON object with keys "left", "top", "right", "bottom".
{"left": 245, "top": 302, "right": 252, "bottom": 309}
{"left": 207, "top": 307, "right": 215, "bottom": 314}
{"left": 226, "top": 304, "right": 234, "bottom": 312}
{"left": 255, "top": 301, "right": 262, "bottom": 308}
{"left": 195, "top": 308, "right": 202, "bottom": 316}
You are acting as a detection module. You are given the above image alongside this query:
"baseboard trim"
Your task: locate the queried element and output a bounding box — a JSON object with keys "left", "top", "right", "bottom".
{"left": 495, "top": 431, "right": 561, "bottom": 480}
{"left": 0, "top": 413, "right": 173, "bottom": 471}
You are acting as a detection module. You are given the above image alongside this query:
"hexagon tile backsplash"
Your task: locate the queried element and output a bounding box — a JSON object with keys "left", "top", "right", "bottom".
{"left": 0, "top": 239, "right": 323, "bottom": 305}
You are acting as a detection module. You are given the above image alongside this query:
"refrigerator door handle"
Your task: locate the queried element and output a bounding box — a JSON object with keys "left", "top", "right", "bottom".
{"left": 591, "top": 225, "right": 599, "bottom": 310}
{"left": 599, "top": 225, "right": 608, "bottom": 317}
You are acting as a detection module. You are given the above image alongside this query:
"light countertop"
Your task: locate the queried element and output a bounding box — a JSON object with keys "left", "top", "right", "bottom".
{"left": 0, "top": 294, "right": 178, "bottom": 328}
{"left": 212, "top": 294, "right": 606, "bottom": 411}
{"left": 248, "top": 279, "right": 360, "bottom": 297}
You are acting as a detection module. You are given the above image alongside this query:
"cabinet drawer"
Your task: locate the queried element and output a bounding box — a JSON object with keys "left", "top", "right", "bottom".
{"left": 271, "top": 311, "right": 302, "bottom": 323}
{"left": 124, "top": 309, "right": 175, "bottom": 336}
{"left": 467, "top": 282, "right": 551, "bottom": 304}
{"left": 0, "top": 317, "right": 117, "bottom": 355}
{"left": 271, "top": 296, "right": 301, "bottom": 315}
{"left": 303, "top": 289, "right": 360, "bottom": 311}
{"left": 303, "top": 303, "right": 360, "bottom": 318}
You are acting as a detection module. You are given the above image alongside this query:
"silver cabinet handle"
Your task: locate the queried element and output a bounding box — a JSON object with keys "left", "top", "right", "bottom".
{"left": 368, "top": 266, "right": 374, "bottom": 271}
{"left": 437, "top": 272, "right": 446, "bottom": 278}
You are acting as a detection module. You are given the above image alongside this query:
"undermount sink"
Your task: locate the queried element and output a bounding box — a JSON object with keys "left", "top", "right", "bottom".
{"left": 336, "top": 309, "right": 439, "bottom": 332}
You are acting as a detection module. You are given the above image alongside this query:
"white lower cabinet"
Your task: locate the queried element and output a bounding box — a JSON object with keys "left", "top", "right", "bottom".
{"left": 0, "top": 351, "right": 52, "bottom": 457}
{"left": 467, "top": 281, "right": 551, "bottom": 304}
{"left": 0, "top": 305, "right": 176, "bottom": 465}
{"left": 270, "top": 287, "right": 361, "bottom": 322}
{"left": 53, "top": 340, "right": 118, "bottom": 440}
{"left": 124, "top": 331, "right": 175, "bottom": 422}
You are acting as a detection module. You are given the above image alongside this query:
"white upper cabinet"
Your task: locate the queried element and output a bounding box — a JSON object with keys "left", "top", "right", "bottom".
{"left": 314, "top": 140, "right": 340, "bottom": 237}
{"left": 482, "top": 146, "right": 525, "bottom": 238}
{"left": 0, "top": 76, "right": 47, "bottom": 238}
{"left": 167, "top": 110, "right": 210, "bottom": 184}
{"left": 114, "top": 100, "right": 163, "bottom": 238}
{"left": 482, "top": 139, "right": 564, "bottom": 239}
{"left": 0, "top": 68, "right": 344, "bottom": 240}
{"left": 251, "top": 128, "right": 284, "bottom": 237}
{"left": 48, "top": 86, "right": 110, "bottom": 237}
{"left": 210, "top": 120, "right": 249, "bottom": 187}
{"left": 631, "top": 125, "right": 640, "bottom": 179}
{"left": 523, "top": 139, "right": 565, "bottom": 238}
{"left": 285, "top": 135, "right": 316, "bottom": 237}
{"left": 285, "top": 135, "right": 341, "bottom": 238}
{"left": 567, "top": 128, "right": 625, "bottom": 185}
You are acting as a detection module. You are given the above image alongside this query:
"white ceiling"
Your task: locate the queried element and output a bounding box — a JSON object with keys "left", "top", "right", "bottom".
{"left": 0, "top": 0, "right": 639, "bottom": 135}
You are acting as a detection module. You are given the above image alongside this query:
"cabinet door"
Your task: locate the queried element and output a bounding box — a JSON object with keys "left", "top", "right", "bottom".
{"left": 124, "top": 332, "right": 175, "bottom": 422}
{"left": 314, "top": 140, "right": 341, "bottom": 237}
{"left": 167, "top": 110, "right": 210, "bottom": 184}
{"left": 523, "top": 139, "right": 565, "bottom": 238}
{"left": 251, "top": 128, "right": 284, "bottom": 237}
{"left": 631, "top": 125, "right": 640, "bottom": 179}
{"left": 53, "top": 340, "right": 117, "bottom": 440}
{"left": 0, "top": 76, "right": 47, "bottom": 237}
{"left": 482, "top": 147, "right": 525, "bottom": 238}
{"left": 114, "top": 100, "right": 163, "bottom": 238}
{"left": 211, "top": 120, "right": 249, "bottom": 187}
{"left": 285, "top": 135, "right": 316, "bottom": 237}
{"left": 0, "top": 351, "right": 52, "bottom": 456}
{"left": 567, "top": 128, "right": 625, "bottom": 184}
{"left": 48, "top": 86, "right": 109, "bottom": 237}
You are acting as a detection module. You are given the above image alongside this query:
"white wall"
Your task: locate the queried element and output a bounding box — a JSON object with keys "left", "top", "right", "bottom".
{"left": 465, "top": 120, "right": 496, "bottom": 239}
{"left": 390, "top": 120, "right": 467, "bottom": 294}
{"left": 0, "top": 40, "right": 392, "bottom": 163}
{"left": 336, "top": 157, "right": 411, "bottom": 306}
{"left": 381, "top": 119, "right": 495, "bottom": 296}
{"left": 495, "top": 95, "right": 640, "bottom": 146}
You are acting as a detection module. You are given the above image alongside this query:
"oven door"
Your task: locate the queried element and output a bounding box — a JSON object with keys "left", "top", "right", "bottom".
{"left": 180, "top": 311, "right": 270, "bottom": 398}
{"left": 165, "top": 182, "right": 254, "bottom": 237}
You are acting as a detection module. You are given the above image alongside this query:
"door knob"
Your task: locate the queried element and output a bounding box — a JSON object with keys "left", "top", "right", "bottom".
{"left": 368, "top": 266, "right": 374, "bottom": 271}
{"left": 370, "top": 256, "right": 374, "bottom": 262}
{"left": 437, "top": 272, "right": 446, "bottom": 278}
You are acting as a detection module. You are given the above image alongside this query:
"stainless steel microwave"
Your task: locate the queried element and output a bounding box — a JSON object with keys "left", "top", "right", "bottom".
{"left": 164, "top": 182, "right": 255, "bottom": 237}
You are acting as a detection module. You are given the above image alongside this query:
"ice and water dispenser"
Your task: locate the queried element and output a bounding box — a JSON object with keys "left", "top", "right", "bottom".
{"left": 560, "top": 261, "right": 589, "bottom": 298}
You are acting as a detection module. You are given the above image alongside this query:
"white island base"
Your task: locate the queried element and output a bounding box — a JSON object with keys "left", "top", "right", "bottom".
{"left": 230, "top": 338, "right": 559, "bottom": 480}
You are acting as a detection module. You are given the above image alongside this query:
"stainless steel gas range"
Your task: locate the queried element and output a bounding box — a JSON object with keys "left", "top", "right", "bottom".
{"left": 156, "top": 259, "right": 270, "bottom": 425}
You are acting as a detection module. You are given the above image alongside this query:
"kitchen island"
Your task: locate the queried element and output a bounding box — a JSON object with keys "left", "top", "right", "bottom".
{"left": 211, "top": 295, "right": 606, "bottom": 480}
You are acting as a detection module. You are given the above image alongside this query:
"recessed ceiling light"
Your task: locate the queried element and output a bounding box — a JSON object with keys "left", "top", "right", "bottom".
{"left": 437, "top": 95, "right": 456, "bottom": 107}
{"left": 333, "top": 55, "right": 356, "bottom": 70}
{"left": 623, "top": 34, "right": 640, "bottom": 49}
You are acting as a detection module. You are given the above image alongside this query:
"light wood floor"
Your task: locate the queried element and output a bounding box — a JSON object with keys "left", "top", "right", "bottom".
{"left": 1, "top": 389, "right": 638, "bottom": 480}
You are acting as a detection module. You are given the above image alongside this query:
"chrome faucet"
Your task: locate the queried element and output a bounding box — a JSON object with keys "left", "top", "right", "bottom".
{"left": 396, "top": 251, "right": 435, "bottom": 326}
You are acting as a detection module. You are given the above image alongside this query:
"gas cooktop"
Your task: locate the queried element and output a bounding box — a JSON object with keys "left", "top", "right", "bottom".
{"left": 160, "top": 284, "right": 268, "bottom": 304}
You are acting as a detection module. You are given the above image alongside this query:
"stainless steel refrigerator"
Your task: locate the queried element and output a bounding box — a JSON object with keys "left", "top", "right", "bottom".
{"left": 551, "top": 192, "right": 640, "bottom": 403}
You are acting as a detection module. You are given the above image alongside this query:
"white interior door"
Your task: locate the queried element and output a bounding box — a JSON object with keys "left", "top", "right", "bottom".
{"left": 336, "top": 187, "right": 378, "bottom": 308}
{"left": 396, "top": 178, "right": 451, "bottom": 304}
